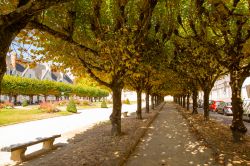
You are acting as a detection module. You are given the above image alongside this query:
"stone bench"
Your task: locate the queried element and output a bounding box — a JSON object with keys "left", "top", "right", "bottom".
{"left": 122, "top": 111, "right": 128, "bottom": 117}
{"left": 1, "top": 134, "right": 61, "bottom": 162}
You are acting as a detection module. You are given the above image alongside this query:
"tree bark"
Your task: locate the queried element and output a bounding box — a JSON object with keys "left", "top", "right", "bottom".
{"left": 230, "top": 70, "right": 247, "bottom": 139}
{"left": 151, "top": 95, "right": 154, "bottom": 109}
{"left": 136, "top": 89, "right": 142, "bottom": 119}
{"left": 187, "top": 93, "right": 190, "bottom": 111}
{"left": 182, "top": 95, "right": 186, "bottom": 108}
{"left": 37, "top": 96, "right": 40, "bottom": 103}
{"left": 110, "top": 85, "right": 123, "bottom": 136}
{"left": 8, "top": 95, "right": 12, "bottom": 103}
{"left": 14, "top": 95, "right": 17, "bottom": 105}
{"left": 0, "top": 55, "right": 6, "bottom": 97}
{"left": 29, "top": 95, "right": 33, "bottom": 104}
{"left": 192, "top": 89, "right": 198, "bottom": 114}
{"left": 145, "top": 91, "right": 150, "bottom": 113}
{"left": 154, "top": 95, "right": 157, "bottom": 106}
{"left": 203, "top": 88, "right": 210, "bottom": 121}
{"left": 180, "top": 96, "right": 183, "bottom": 106}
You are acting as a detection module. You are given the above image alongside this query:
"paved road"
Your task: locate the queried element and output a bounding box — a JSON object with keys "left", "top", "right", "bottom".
{"left": 197, "top": 108, "right": 250, "bottom": 135}
{"left": 0, "top": 103, "right": 143, "bottom": 165}
{"left": 126, "top": 103, "right": 217, "bottom": 166}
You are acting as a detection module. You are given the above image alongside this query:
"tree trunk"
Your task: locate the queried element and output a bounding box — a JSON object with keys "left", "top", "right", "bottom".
{"left": 14, "top": 95, "right": 17, "bottom": 105}
{"left": 182, "top": 95, "right": 186, "bottom": 108}
{"left": 230, "top": 70, "right": 247, "bottom": 141}
{"left": 187, "top": 93, "right": 190, "bottom": 111}
{"left": 0, "top": 55, "right": 6, "bottom": 97}
{"left": 44, "top": 95, "right": 47, "bottom": 102}
{"left": 8, "top": 95, "right": 12, "bottom": 103}
{"left": 110, "top": 85, "right": 122, "bottom": 136}
{"left": 145, "top": 91, "right": 150, "bottom": 113}
{"left": 203, "top": 89, "right": 210, "bottom": 121}
{"left": 29, "top": 95, "right": 33, "bottom": 104}
{"left": 136, "top": 89, "right": 142, "bottom": 119}
{"left": 151, "top": 95, "right": 154, "bottom": 109}
{"left": 192, "top": 89, "right": 198, "bottom": 114}
{"left": 181, "top": 96, "right": 183, "bottom": 106}
{"left": 154, "top": 95, "right": 157, "bottom": 106}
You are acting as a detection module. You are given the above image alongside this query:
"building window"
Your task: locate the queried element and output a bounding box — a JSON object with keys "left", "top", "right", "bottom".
{"left": 29, "top": 74, "right": 32, "bottom": 78}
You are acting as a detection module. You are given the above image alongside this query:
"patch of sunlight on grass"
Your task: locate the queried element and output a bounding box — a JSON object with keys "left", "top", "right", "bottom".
{"left": 0, "top": 108, "right": 72, "bottom": 126}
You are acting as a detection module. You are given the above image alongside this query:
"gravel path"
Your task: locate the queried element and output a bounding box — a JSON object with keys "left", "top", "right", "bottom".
{"left": 125, "top": 103, "right": 217, "bottom": 166}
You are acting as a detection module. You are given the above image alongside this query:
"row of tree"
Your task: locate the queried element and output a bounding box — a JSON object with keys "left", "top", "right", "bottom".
{"left": 167, "top": 0, "right": 250, "bottom": 140}
{"left": 2, "top": 0, "right": 249, "bottom": 141}
{"left": 1, "top": 75, "right": 109, "bottom": 103}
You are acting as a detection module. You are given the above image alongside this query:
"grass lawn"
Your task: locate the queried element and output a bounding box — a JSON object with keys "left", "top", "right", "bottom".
{"left": 0, "top": 108, "right": 72, "bottom": 126}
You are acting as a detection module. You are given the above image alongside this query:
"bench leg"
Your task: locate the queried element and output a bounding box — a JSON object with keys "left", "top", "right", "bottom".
{"left": 43, "top": 138, "right": 55, "bottom": 150}
{"left": 11, "top": 148, "right": 27, "bottom": 162}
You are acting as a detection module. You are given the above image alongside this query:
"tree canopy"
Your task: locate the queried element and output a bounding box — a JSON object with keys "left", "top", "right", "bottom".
{"left": 1, "top": 0, "right": 250, "bottom": 137}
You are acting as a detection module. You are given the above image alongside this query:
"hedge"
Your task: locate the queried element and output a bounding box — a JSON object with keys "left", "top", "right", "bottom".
{"left": 1, "top": 75, "right": 109, "bottom": 98}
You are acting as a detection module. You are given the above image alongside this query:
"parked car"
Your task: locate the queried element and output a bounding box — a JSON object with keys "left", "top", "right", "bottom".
{"left": 217, "top": 102, "right": 233, "bottom": 115}
{"left": 209, "top": 100, "right": 223, "bottom": 112}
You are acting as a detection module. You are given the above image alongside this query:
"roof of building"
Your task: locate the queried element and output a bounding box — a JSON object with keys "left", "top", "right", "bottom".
{"left": 64, "top": 75, "right": 73, "bottom": 84}
{"left": 16, "top": 63, "right": 25, "bottom": 72}
{"left": 33, "top": 64, "right": 46, "bottom": 79}
{"left": 51, "top": 73, "right": 57, "bottom": 81}
{"left": 5, "top": 55, "right": 74, "bottom": 83}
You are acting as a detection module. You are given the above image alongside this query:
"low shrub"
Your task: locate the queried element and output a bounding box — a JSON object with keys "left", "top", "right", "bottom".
{"left": 0, "top": 103, "right": 3, "bottom": 109}
{"left": 58, "top": 100, "right": 68, "bottom": 106}
{"left": 22, "top": 100, "right": 28, "bottom": 107}
{"left": 74, "top": 99, "right": 81, "bottom": 105}
{"left": 2, "top": 101, "right": 14, "bottom": 109}
{"left": 106, "top": 100, "right": 113, "bottom": 104}
{"left": 81, "top": 100, "right": 91, "bottom": 106}
{"left": 123, "top": 98, "right": 130, "bottom": 105}
{"left": 101, "top": 101, "right": 108, "bottom": 108}
{"left": 67, "top": 99, "right": 77, "bottom": 113}
{"left": 40, "top": 102, "right": 59, "bottom": 113}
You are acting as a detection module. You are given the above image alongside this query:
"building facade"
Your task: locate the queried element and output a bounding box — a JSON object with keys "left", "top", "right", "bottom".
{"left": 198, "top": 74, "right": 250, "bottom": 102}
{"left": 0, "top": 55, "right": 73, "bottom": 103}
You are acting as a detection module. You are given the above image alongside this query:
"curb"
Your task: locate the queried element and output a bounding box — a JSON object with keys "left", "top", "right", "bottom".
{"left": 119, "top": 102, "right": 166, "bottom": 166}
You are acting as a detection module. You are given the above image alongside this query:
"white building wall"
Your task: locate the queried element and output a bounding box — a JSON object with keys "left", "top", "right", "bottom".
{"left": 22, "top": 69, "right": 36, "bottom": 79}
{"left": 198, "top": 75, "right": 250, "bottom": 102}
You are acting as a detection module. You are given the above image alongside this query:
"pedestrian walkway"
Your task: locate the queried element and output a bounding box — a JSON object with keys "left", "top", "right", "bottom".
{"left": 0, "top": 103, "right": 143, "bottom": 166}
{"left": 126, "top": 103, "right": 217, "bottom": 166}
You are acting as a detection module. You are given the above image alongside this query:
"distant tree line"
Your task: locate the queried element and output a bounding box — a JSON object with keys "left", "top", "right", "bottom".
{"left": 0, "top": 75, "right": 109, "bottom": 104}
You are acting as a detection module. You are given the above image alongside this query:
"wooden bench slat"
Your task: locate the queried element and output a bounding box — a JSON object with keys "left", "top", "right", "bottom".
{"left": 1, "top": 134, "right": 61, "bottom": 152}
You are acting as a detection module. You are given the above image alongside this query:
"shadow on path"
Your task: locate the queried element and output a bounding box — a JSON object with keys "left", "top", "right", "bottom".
{"left": 125, "top": 103, "right": 217, "bottom": 166}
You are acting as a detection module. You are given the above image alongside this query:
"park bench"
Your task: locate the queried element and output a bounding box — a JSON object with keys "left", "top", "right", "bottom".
{"left": 1, "top": 134, "right": 61, "bottom": 162}
{"left": 122, "top": 111, "right": 128, "bottom": 117}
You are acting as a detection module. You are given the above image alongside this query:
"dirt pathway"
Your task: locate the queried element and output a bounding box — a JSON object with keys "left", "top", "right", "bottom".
{"left": 125, "top": 103, "right": 217, "bottom": 166}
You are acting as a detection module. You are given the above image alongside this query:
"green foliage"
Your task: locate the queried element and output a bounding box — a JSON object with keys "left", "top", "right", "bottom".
{"left": 101, "top": 101, "right": 108, "bottom": 108}
{"left": 1, "top": 75, "right": 109, "bottom": 98}
{"left": 22, "top": 100, "right": 28, "bottom": 107}
{"left": 67, "top": 99, "right": 77, "bottom": 113}
{"left": 124, "top": 98, "right": 130, "bottom": 105}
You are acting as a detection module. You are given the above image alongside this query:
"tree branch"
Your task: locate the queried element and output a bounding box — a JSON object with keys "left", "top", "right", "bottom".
{"left": 0, "top": 0, "right": 71, "bottom": 29}
{"left": 28, "top": 21, "right": 98, "bottom": 55}
{"left": 75, "top": 54, "right": 111, "bottom": 88}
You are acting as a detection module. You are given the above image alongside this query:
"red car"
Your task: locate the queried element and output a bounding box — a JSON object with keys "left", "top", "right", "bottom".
{"left": 209, "top": 100, "right": 223, "bottom": 112}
